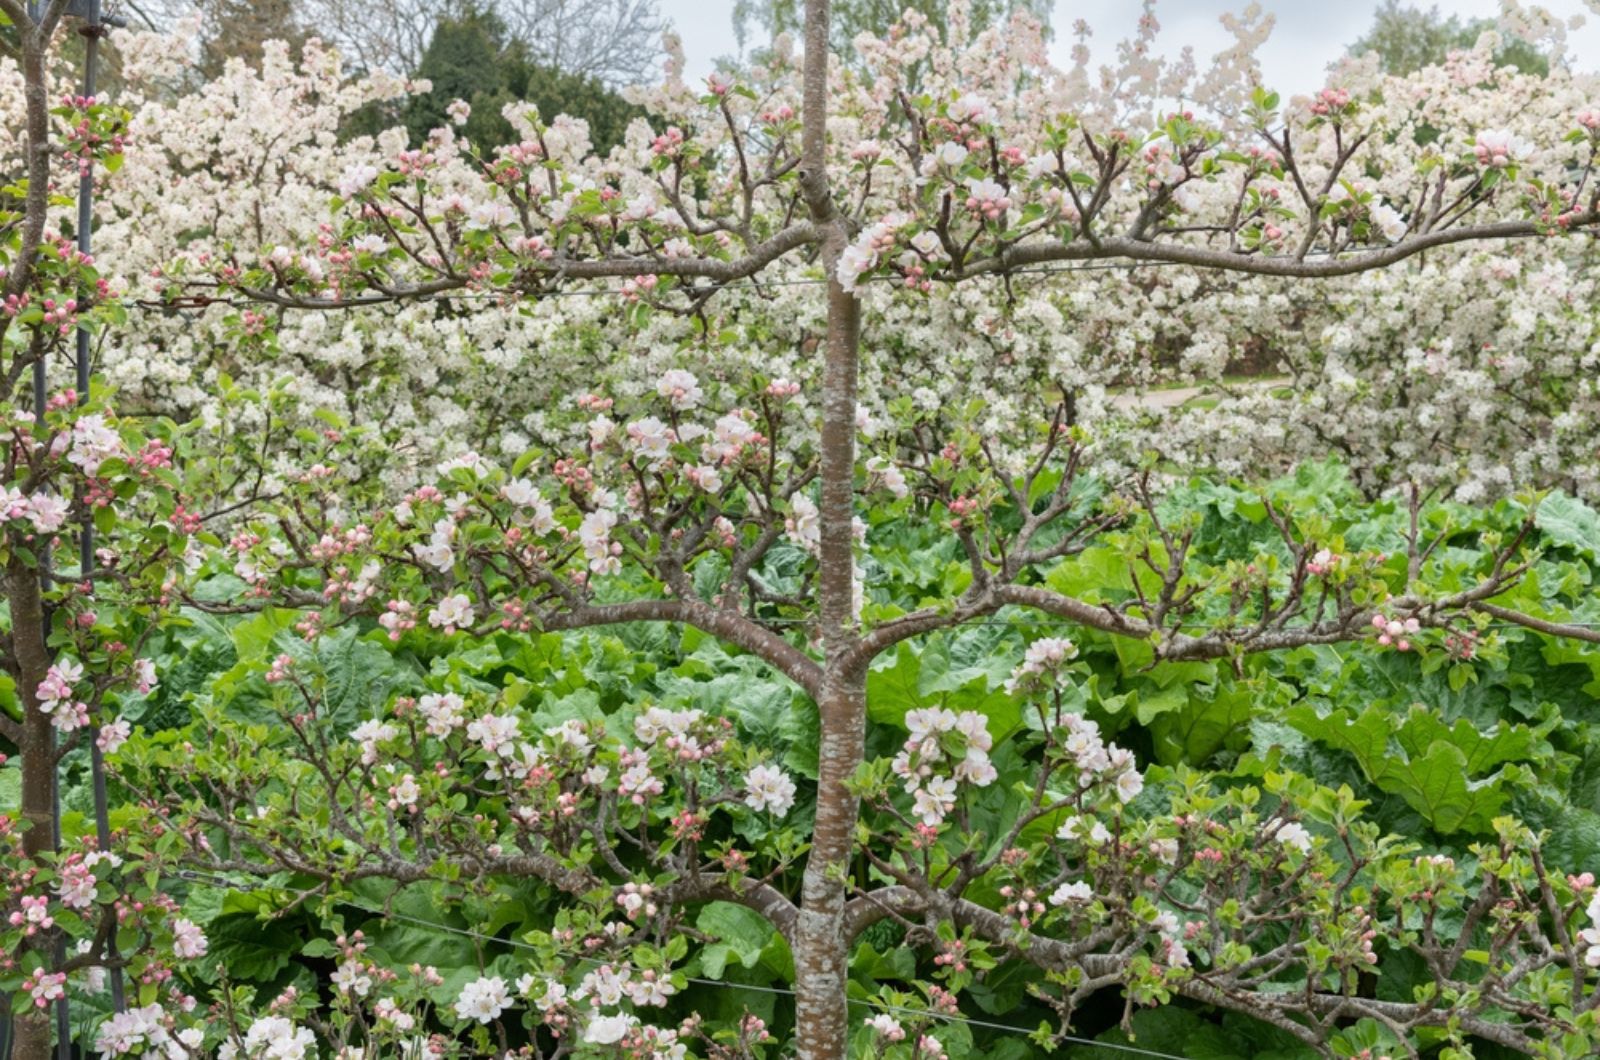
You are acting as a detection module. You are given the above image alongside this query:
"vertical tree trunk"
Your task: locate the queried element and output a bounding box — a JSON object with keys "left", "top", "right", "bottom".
{"left": 10, "top": 559, "right": 56, "bottom": 1060}
{"left": 793, "top": 671, "right": 865, "bottom": 1059}
{"left": 10, "top": 13, "right": 63, "bottom": 1060}
{"left": 10, "top": 10, "right": 65, "bottom": 308}
{"left": 792, "top": 0, "right": 865, "bottom": 1053}
{"left": 793, "top": 0, "right": 868, "bottom": 1003}
{"left": 796, "top": 273, "right": 865, "bottom": 1060}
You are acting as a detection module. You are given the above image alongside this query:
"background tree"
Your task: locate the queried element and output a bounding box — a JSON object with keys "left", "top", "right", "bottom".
{"left": 494, "top": 0, "right": 666, "bottom": 86}
{"left": 402, "top": 3, "right": 642, "bottom": 153}
{"left": 1347, "top": 0, "right": 1549, "bottom": 76}
{"left": 296, "top": 0, "right": 665, "bottom": 82}
{"left": 193, "top": 0, "right": 304, "bottom": 77}
{"left": 89, "top": 0, "right": 436, "bottom": 74}
{"left": 402, "top": 4, "right": 505, "bottom": 138}
{"left": 732, "top": 0, "right": 1052, "bottom": 69}
{"left": 295, "top": 0, "right": 437, "bottom": 74}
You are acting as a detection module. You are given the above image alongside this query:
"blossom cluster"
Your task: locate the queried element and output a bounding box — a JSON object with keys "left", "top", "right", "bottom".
{"left": 892, "top": 708, "right": 998, "bottom": 827}
{"left": 1003, "top": 637, "right": 1078, "bottom": 696}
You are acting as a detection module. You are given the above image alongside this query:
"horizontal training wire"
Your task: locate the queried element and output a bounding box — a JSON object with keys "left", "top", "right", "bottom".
{"left": 171, "top": 870, "right": 1198, "bottom": 1060}
{"left": 723, "top": 615, "right": 1600, "bottom": 632}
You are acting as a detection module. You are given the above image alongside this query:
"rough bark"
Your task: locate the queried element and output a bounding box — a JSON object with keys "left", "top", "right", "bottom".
{"left": 794, "top": 244, "right": 865, "bottom": 1060}
{"left": 10, "top": 556, "right": 56, "bottom": 1060}
{"left": 6, "top": 9, "right": 72, "bottom": 1057}
{"left": 6, "top": 1, "right": 74, "bottom": 315}
{"left": 790, "top": 0, "right": 867, "bottom": 1054}
{"left": 792, "top": 671, "right": 864, "bottom": 1060}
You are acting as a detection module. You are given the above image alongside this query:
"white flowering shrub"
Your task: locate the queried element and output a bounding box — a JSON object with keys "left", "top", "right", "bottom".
{"left": 0, "top": 4, "right": 1586, "bottom": 501}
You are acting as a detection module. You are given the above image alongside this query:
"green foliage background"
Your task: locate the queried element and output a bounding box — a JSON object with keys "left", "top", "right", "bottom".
{"left": 74, "top": 462, "right": 1600, "bottom": 1057}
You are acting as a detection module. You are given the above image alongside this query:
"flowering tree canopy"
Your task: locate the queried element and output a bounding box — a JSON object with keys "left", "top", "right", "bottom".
{"left": 29, "top": 8, "right": 1589, "bottom": 503}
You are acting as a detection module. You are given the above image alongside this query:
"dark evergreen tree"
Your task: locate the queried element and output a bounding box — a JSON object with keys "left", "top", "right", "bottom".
{"left": 404, "top": 3, "right": 642, "bottom": 155}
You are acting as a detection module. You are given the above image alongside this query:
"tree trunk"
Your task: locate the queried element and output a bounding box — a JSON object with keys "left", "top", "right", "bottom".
{"left": 794, "top": 668, "right": 865, "bottom": 1059}
{"left": 10, "top": 558, "right": 56, "bottom": 1060}
{"left": 791, "top": 0, "right": 865, "bottom": 1052}
{"left": 8, "top": 13, "right": 72, "bottom": 1056}
{"left": 10, "top": 28, "right": 57, "bottom": 308}
{"left": 794, "top": 223, "right": 865, "bottom": 1055}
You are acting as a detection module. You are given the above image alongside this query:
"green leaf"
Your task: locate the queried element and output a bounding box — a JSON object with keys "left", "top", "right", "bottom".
{"left": 1066, "top": 1006, "right": 1264, "bottom": 1059}
{"left": 1133, "top": 682, "right": 1188, "bottom": 726}
{"left": 197, "top": 893, "right": 311, "bottom": 984}
{"left": 1149, "top": 680, "right": 1256, "bottom": 765}
{"left": 867, "top": 642, "right": 924, "bottom": 727}
{"left": 315, "top": 628, "right": 409, "bottom": 726}
{"left": 695, "top": 902, "right": 780, "bottom": 978}
{"left": 966, "top": 959, "right": 1040, "bottom": 1016}
{"left": 230, "top": 608, "right": 300, "bottom": 662}
{"left": 1286, "top": 704, "right": 1538, "bottom": 833}
{"left": 1044, "top": 546, "right": 1131, "bottom": 603}
{"left": 1534, "top": 492, "right": 1600, "bottom": 559}
{"left": 527, "top": 688, "right": 606, "bottom": 729}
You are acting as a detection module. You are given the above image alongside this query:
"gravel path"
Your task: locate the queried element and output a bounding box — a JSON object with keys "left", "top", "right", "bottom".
{"left": 1109, "top": 377, "right": 1292, "bottom": 412}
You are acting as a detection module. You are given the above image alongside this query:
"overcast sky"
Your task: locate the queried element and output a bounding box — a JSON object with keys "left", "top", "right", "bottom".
{"left": 653, "top": 0, "right": 1600, "bottom": 94}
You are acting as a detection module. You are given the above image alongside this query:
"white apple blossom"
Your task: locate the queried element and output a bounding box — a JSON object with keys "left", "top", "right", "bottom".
{"left": 336, "top": 163, "right": 379, "bottom": 197}
{"left": 657, "top": 369, "right": 703, "bottom": 409}
{"left": 912, "top": 775, "right": 959, "bottom": 825}
{"left": 864, "top": 1014, "right": 906, "bottom": 1041}
{"left": 331, "top": 960, "right": 373, "bottom": 996}
{"left": 171, "top": 918, "right": 208, "bottom": 959}
{"left": 743, "top": 763, "right": 798, "bottom": 816}
{"left": 1369, "top": 202, "right": 1408, "bottom": 243}
{"left": 584, "top": 1012, "right": 638, "bottom": 1044}
{"left": 1473, "top": 128, "right": 1532, "bottom": 167}
{"left": 1049, "top": 880, "right": 1094, "bottom": 906}
{"left": 453, "top": 976, "right": 512, "bottom": 1024}
{"left": 1276, "top": 821, "right": 1313, "bottom": 854}
{"left": 466, "top": 713, "right": 521, "bottom": 756}
{"left": 221, "top": 1016, "right": 315, "bottom": 1060}
{"left": 26, "top": 494, "right": 70, "bottom": 534}
{"left": 351, "top": 720, "right": 397, "bottom": 764}
{"left": 785, "top": 493, "right": 821, "bottom": 553}
{"left": 936, "top": 141, "right": 969, "bottom": 167}
{"left": 418, "top": 692, "right": 466, "bottom": 736}
{"left": 427, "top": 593, "right": 475, "bottom": 631}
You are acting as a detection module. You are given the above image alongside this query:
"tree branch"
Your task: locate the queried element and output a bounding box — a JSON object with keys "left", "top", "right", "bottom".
{"left": 949, "top": 215, "right": 1600, "bottom": 281}
{"left": 547, "top": 598, "right": 823, "bottom": 699}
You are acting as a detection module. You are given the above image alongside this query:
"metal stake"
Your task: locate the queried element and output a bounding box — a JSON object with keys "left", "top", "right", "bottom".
{"left": 76, "top": 0, "right": 127, "bottom": 1021}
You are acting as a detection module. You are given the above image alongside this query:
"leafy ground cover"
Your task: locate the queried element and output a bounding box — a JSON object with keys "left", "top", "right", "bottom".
{"left": 70, "top": 461, "right": 1600, "bottom": 1059}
